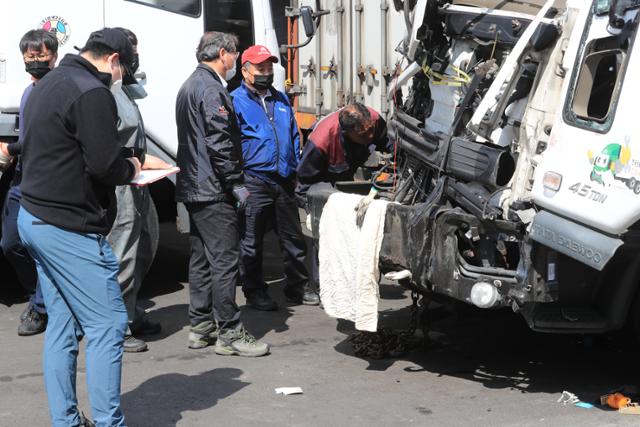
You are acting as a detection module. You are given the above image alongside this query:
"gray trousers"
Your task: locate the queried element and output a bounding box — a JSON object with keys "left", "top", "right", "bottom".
{"left": 107, "top": 185, "right": 153, "bottom": 332}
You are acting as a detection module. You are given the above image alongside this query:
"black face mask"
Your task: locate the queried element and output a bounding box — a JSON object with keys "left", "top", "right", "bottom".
{"left": 253, "top": 73, "right": 274, "bottom": 91}
{"left": 25, "top": 61, "right": 51, "bottom": 79}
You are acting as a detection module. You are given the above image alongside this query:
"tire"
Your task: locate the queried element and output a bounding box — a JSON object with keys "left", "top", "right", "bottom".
{"left": 630, "top": 287, "right": 640, "bottom": 344}
{"left": 634, "top": 181, "right": 640, "bottom": 195}
{"left": 144, "top": 197, "right": 160, "bottom": 275}
{"left": 628, "top": 178, "right": 636, "bottom": 189}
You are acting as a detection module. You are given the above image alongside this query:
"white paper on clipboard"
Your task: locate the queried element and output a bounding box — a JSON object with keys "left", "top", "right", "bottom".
{"left": 131, "top": 167, "right": 180, "bottom": 186}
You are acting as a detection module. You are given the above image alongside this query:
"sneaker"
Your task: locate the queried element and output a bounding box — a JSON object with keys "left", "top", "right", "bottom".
{"left": 123, "top": 335, "right": 148, "bottom": 353}
{"left": 17, "top": 307, "right": 47, "bottom": 336}
{"left": 245, "top": 289, "right": 278, "bottom": 311}
{"left": 79, "top": 411, "right": 95, "bottom": 427}
{"left": 215, "top": 328, "right": 269, "bottom": 357}
{"left": 20, "top": 306, "right": 30, "bottom": 322}
{"left": 130, "top": 318, "right": 162, "bottom": 336}
{"left": 284, "top": 287, "right": 320, "bottom": 306}
{"left": 188, "top": 320, "right": 218, "bottom": 349}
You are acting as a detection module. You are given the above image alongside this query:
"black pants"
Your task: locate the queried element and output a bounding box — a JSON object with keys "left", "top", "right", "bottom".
{"left": 1, "top": 185, "right": 46, "bottom": 313}
{"left": 240, "top": 176, "right": 308, "bottom": 295}
{"left": 186, "top": 200, "right": 241, "bottom": 332}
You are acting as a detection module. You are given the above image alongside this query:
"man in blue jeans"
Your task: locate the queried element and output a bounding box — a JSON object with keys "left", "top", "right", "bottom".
{"left": 232, "top": 45, "right": 319, "bottom": 310}
{"left": 18, "top": 29, "right": 142, "bottom": 427}
{"left": 0, "top": 29, "right": 58, "bottom": 336}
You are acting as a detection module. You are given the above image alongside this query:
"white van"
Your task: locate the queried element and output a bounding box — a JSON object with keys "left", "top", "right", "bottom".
{"left": 0, "top": 0, "right": 290, "bottom": 238}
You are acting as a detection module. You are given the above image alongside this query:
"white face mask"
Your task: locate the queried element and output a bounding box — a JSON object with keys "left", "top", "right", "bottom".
{"left": 225, "top": 60, "right": 237, "bottom": 81}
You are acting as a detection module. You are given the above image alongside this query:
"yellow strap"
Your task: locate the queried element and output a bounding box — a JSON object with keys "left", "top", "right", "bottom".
{"left": 421, "top": 60, "right": 471, "bottom": 87}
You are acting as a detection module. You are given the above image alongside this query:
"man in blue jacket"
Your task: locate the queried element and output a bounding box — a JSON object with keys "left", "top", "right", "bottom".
{"left": 232, "top": 45, "right": 319, "bottom": 311}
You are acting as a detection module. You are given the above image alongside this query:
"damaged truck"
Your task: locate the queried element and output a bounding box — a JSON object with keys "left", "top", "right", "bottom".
{"left": 292, "top": 0, "right": 640, "bottom": 338}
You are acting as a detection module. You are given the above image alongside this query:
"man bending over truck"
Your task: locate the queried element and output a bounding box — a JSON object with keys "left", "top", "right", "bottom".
{"left": 295, "top": 102, "right": 392, "bottom": 295}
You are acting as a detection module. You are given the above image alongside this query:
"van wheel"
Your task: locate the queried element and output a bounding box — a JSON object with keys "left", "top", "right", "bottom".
{"left": 144, "top": 197, "right": 160, "bottom": 275}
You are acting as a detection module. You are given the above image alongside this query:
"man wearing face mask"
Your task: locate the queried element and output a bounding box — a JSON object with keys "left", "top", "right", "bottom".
{"left": 18, "top": 28, "right": 142, "bottom": 427}
{"left": 0, "top": 29, "right": 58, "bottom": 337}
{"left": 231, "top": 45, "right": 318, "bottom": 310}
{"left": 176, "top": 32, "right": 269, "bottom": 357}
{"left": 107, "top": 27, "right": 172, "bottom": 353}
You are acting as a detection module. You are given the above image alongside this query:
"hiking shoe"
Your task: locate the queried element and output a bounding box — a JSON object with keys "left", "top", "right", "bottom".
{"left": 215, "top": 328, "right": 269, "bottom": 357}
{"left": 284, "top": 287, "right": 320, "bottom": 306}
{"left": 188, "top": 320, "right": 218, "bottom": 349}
{"left": 245, "top": 289, "right": 278, "bottom": 311}
{"left": 123, "top": 335, "right": 148, "bottom": 353}
{"left": 17, "top": 307, "right": 47, "bottom": 336}
{"left": 130, "top": 318, "right": 162, "bottom": 336}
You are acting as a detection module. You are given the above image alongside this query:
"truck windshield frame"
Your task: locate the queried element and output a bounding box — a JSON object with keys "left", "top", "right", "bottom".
{"left": 126, "top": 0, "right": 201, "bottom": 18}
{"left": 563, "top": 5, "right": 638, "bottom": 134}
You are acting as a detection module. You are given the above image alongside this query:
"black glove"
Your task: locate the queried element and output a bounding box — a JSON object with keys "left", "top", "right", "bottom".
{"left": 232, "top": 186, "right": 250, "bottom": 210}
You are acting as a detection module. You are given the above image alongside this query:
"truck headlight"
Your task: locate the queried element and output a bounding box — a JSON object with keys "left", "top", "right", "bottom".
{"left": 470, "top": 282, "right": 500, "bottom": 308}
{"left": 543, "top": 171, "right": 563, "bottom": 192}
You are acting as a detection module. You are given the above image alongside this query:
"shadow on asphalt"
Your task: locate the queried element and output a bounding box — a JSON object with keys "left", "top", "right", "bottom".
{"left": 143, "top": 304, "right": 190, "bottom": 343}
{"left": 333, "top": 288, "right": 640, "bottom": 406}
{"left": 121, "top": 367, "right": 248, "bottom": 427}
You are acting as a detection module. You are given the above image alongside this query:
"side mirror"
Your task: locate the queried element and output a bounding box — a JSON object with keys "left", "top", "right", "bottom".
{"left": 300, "top": 6, "right": 316, "bottom": 38}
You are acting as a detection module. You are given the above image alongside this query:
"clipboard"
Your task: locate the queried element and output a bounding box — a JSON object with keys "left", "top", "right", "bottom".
{"left": 131, "top": 166, "right": 180, "bottom": 186}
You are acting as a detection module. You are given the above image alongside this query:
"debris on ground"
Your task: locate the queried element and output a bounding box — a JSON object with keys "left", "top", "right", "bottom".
{"left": 557, "top": 391, "right": 580, "bottom": 406}
{"left": 601, "top": 392, "right": 631, "bottom": 409}
{"left": 275, "top": 387, "right": 303, "bottom": 396}
{"left": 348, "top": 328, "right": 423, "bottom": 359}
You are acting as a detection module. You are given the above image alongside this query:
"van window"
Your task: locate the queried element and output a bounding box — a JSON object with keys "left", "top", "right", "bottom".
{"left": 204, "top": 0, "right": 254, "bottom": 90}
{"left": 126, "top": 0, "right": 201, "bottom": 17}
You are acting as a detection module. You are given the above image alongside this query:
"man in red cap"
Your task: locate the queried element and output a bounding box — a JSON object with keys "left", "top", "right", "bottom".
{"left": 232, "top": 45, "right": 319, "bottom": 311}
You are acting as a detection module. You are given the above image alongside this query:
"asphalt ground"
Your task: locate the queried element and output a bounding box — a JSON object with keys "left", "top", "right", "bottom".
{"left": 1, "top": 223, "right": 640, "bottom": 426}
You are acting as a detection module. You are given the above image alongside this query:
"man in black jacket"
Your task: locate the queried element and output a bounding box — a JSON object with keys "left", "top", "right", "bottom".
{"left": 18, "top": 28, "right": 141, "bottom": 427}
{"left": 176, "top": 31, "right": 269, "bottom": 357}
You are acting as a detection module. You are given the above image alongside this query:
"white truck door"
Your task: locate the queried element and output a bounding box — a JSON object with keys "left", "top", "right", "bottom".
{"left": 104, "top": 0, "right": 205, "bottom": 159}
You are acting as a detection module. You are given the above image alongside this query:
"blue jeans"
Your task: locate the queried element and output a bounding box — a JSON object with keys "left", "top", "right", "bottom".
{"left": 1, "top": 185, "right": 45, "bottom": 313}
{"left": 18, "top": 207, "right": 127, "bottom": 427}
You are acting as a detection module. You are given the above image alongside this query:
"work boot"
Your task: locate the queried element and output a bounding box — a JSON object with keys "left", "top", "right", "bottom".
{"left": 245, "top": 289, "right": 278, "bottom": 311}
{"left": 130, "top": 318, "right": 162, "bottom": 336}
{"left": 17, "top": 306, "right": 47, "bottom": 336}
{"left": 215, "top": 327, "right": 269, "bottom": 357}
{"left": 123, "top": 335, "right": 148, "bottom": 353}
{"left": 284, "top": 286, "right": 320, "bottom": 306}
{"left": 188, "top": 320, "right": 218, "bottom": 349}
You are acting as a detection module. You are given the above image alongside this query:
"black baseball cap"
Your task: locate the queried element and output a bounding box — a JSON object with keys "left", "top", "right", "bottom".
{"left": 79, "top": 28, "right": 135, "bottom": 71}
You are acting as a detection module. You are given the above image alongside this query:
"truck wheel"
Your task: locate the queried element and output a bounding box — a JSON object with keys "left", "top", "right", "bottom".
{"left": 144, "top": 197, "right": 160, "bottom": 275}
{"left": 634, "top": 181, "right": 640, "bottom": 195}
{"left": 630, "top": 288, "right": 640, "bottom": 343}
{"left": 628, "top": 178, "right": 636, "bottom": 189}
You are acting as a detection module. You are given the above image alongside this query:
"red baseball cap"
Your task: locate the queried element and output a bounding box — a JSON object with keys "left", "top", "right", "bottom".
{"left": 241, "top": 45, "right": 279, "bottom": 65}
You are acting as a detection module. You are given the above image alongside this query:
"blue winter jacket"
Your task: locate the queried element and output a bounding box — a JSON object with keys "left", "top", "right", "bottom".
{"left": 231, "top": 82, "right": 300, "bottom": 180}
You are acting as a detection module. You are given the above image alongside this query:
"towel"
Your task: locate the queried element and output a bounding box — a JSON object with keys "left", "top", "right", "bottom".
{"left": 318, "top": 192, "right": 388, "bottom": 332}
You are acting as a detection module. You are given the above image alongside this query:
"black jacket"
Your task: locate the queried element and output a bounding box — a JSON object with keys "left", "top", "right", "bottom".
{"left": 20, "top": 54, "right": 136, "bottom": 234}
{"left": 175, "top": 63, "right": 244, "bottom": 203}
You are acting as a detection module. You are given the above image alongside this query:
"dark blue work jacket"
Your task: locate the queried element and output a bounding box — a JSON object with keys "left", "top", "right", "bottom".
{"left": 232, "top": 82, "right": 300, "bottom": 180}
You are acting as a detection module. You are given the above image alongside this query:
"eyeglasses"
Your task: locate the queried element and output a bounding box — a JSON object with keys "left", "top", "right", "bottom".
{"left": 23, "top": 52, "right": 52, "bottom": 62}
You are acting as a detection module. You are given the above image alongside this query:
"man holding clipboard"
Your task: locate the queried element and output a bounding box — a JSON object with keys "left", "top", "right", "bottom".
{"left": 106, "top": 28, "right": 176, "bottom": 353}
